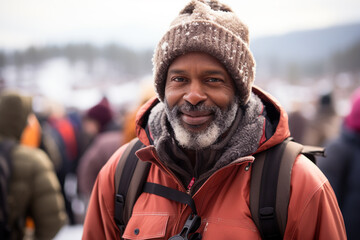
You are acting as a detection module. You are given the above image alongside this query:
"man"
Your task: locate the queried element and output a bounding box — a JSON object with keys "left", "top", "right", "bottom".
{"left": 318, "top": 88, "right": 360, "bottom": 239}
{"left": 82, "top": 0, "right": 346, "bottom": 239}
{"left": 0, "top": 90, "right": 67, "bottom": 239}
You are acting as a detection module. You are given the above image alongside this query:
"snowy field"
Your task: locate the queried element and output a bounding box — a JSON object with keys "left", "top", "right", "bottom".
{"left": 54, "top": 225, "right": 84, "bottom": 240}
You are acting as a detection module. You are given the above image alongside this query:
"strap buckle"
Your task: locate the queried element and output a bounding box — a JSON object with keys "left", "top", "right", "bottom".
{"left": 168, "top": 214, "right": 202, "bottom": 240}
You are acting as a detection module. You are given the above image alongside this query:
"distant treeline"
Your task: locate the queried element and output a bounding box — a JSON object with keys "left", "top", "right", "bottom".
{"left": 0, "top": 43, "right": 154, "bottom": 77}
{"left": 297, "top": 39, "right": 360, "bottom": 77}
{"left": 331, "top": 40, "right": 360, "bottom": 73}
{"left": 254, "top": 39, "right": 360, "bottom": 82}
{"left": 0, "top": 39, "right": 359, "bottom": 83}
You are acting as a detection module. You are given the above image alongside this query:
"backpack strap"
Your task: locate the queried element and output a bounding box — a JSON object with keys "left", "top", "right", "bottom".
{"left": 114, "top": 138, "right": 150, "bottom": 233}
{"left": 0, "top": 140, "right": 16, "bottom": 239}
{"left": 301, "top": 145, "right": 325, "bottom": 164}
{"left": 250, "top": 139, "right": 304, "bottom": 240}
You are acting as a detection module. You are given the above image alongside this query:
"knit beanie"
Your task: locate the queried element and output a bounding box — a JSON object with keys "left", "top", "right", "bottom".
{"left": 153, "top": 0, "right": 255, "bottom": 105}
{"left": 86, "top": 97, "right": 113, "bottom": 131}
{"left": 345, "top": 88, "right": 360, "bottom": 133}
{"left": 0, "top": 90, "right": 32, "bottom": 139}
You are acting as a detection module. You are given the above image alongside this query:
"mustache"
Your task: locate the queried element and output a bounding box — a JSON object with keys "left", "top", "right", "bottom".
{"left": 176, "top": 102, "right": 217, "bottom": 113}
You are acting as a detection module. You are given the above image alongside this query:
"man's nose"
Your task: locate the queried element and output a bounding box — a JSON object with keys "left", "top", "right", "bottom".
{"left": 183, "top": 81, "right": 207, "bottom": 106}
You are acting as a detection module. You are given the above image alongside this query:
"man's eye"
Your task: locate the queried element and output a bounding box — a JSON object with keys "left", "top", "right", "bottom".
{"left": 207, "top": 78, "right": 223, "bottom": 83}
{"left": 172, "top": 77, "right": 186, "bottom": 82}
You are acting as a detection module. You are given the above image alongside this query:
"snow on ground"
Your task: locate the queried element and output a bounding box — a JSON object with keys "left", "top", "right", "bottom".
{"left": 54, "top": 225, "right": 84, "bottom": 240}
{"left": 2, "top": 57, "right": 150, "bottom": 111}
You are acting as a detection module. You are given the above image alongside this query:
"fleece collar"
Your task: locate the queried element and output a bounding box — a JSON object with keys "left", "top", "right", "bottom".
{"left": 147, "top": 93, "right": 265, "bottom": 190}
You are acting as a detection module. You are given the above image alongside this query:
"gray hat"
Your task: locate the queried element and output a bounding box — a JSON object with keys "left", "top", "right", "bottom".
{"left": 153, "top": 0, "right": 256, "bottom": 105}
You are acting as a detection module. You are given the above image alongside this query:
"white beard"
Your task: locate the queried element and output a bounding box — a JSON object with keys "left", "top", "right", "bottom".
{"left": 165, "top": 98, "right": 239, "bottom": 150}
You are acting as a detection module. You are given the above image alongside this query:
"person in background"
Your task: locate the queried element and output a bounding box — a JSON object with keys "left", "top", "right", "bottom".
{"left": 21, "top": 112, "right": 63, "bottom": 173}
{"left": 81, "top": 96, "right": 117, "bottom": 148}
{"left": 318, "top": 87, "right": 360, "bottom": 240}
{"left": 77, "top": 86, "right": 155, "bottom": 204}
{"left": 76, "top": 96, "right": 123, "bottom": 222}
{"left": 82, "top": 1, "right": 346, "bottom": 239}
{"left": 47, "top": 108, "right": 80, "bottom": 225}
{"left": 122, "top": 82, "right": 156, "bottom": 143}
{"left": 287, "top": 101, "right": 309, "bottom": 144}
{"left": 303, "top": 92, "right": 341, "bottom": 146}
{"left": 0, "top": 90, "right": 67, "bottom": 240}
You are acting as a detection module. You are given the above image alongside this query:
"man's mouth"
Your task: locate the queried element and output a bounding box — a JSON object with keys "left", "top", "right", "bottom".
{"left": 180, "top": 110, "right": 212, "bottom": 127}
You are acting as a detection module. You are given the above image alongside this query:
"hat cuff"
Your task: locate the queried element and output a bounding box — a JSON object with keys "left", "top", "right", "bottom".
{"left": 153, "top": 20, "right": 256, "bottom": 105}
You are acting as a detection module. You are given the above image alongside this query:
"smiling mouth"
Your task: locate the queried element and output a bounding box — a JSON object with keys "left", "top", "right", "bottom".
{"left": 180, "top": 111, "right": 213, "bottom": 127}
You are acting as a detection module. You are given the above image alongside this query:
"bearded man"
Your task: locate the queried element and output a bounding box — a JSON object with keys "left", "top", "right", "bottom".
{"left": 82, "top": 1, "right": 346, "bottom": 239}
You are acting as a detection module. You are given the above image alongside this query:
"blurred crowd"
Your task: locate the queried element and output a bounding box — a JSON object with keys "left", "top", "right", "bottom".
{"left": 0, "top": 82, "right": 359, "bottom": 239}
{"left": 0, "top": 83, "right": 155, "bottom": 239}
{"left": 287, "top": 91, "right": 342, "bottom": 146}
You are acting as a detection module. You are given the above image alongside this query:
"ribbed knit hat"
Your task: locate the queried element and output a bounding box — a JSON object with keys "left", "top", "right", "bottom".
{"left": 86, "top": 97, "right": 113, "bottom": 131}
{"left": 153, "top": 0, "right": 255, "bottom": 105}
{"left": 0, "top": 90, "right": 32, "bottom": 139}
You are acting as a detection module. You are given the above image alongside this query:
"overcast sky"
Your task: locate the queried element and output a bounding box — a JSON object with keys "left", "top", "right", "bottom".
{"left": 1, "top": 0, "right": 360, "bottom": 50}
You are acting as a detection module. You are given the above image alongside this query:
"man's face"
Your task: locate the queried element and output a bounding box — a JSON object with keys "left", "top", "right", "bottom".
{"left": 164, "top": 52, "right": 238, "bottom": 150}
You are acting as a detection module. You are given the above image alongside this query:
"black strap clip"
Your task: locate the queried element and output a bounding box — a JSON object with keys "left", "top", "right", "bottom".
{"left": 168, "top": 214, "right": 202, "bottom": 240}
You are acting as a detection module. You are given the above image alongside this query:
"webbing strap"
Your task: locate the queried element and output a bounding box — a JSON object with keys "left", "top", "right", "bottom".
{"left": 276, "top": 141, "right": 303, "bottom": 234}
{"left": 143, "top": 182, "right": 198, "bottom": 215}
{"left": 0, "top": 139, "right": 15, "bottom": 238}
{"left": 250, "top": 150, "right": 265, "bottom": 234}
{"left": 114, "top": 138, "right": 144, "bottom": 231}
{"left": 258, "top": 141, "right": 286, "bottom": 240}
{"left": 250, "top": 139, "right": 304, "bottom": 240}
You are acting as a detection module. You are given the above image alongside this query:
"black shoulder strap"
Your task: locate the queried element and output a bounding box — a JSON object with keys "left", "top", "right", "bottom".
{"left": 0, "top": 139, "right": 16, "bottom": 188}
{"left": 0, "top": 140, "right": 16, "bottom": 239}
{"left": 114, "top": 138, "right": 150, "bottom": 233}
{"left": 250, "top": 139, "right": 304, "bottom": 240}
{"left": 143, "top": 182, "right": 198, "bottom": 215}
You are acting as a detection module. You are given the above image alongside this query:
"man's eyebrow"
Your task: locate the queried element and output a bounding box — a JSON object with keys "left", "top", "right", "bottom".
{"left": 167, "top": 69, "right": 187, "bottom": 75}
{"left": 167, "top": 69, "right": 227, "bottom": 76}
{"left": 203, "top": 70, "right": 227, "bottom": 76}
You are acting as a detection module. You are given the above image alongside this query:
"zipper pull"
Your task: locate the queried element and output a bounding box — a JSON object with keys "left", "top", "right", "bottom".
{"left": 187, "top": 177, "right": 196, "bottom": 194}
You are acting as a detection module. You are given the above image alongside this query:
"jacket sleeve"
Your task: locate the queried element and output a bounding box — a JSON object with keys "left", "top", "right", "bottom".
{"left": 77, "top": 140, "right": 104, "bottom": 197}
{"left": 78, "top": 132, "right": 122, "bottom": 197}
{"left": 82, "top": 145, "right": 127, "bottom": 240}
{"left": 284, "top": 155, "right": 347, "bottom": 240}
{"left": 30, "top": 149, "right": 67, "bottom": 240}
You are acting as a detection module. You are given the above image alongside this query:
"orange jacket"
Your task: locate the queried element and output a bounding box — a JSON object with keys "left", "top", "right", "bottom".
{"left": 20, "top": 113, "right": 42, "bottom": 148}
{"left": 82, "top": 87, "right": 346, "bottom": 240}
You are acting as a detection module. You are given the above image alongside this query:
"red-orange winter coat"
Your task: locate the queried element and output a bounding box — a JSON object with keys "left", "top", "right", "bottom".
{"left": 82, "top": 87, "right": 346, "bottom": 240}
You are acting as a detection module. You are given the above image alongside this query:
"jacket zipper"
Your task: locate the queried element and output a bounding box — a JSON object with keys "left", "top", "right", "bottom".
{"left": 186, "top": 177, "right": 196, "bottom": 194}
{"left": 148, "top": 147, "right": 199, "bottom": 234}
{"left": 145, "top": 147, "right": 255, "bottom": 234}
{"left": 192, "top": 156, "right": 255, "bottom": 199}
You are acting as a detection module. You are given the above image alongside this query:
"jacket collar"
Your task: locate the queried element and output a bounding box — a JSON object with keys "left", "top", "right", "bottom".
{"left": 134, "top": 86, "right": 291, "bottom": 189}
{"left": 136, "top": 86, "right": 290, "bottom": 151}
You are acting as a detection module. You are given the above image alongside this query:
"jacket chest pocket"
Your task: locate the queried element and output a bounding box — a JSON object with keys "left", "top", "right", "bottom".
{"left": 123, "top": 214, "right": 169, "bottom": 240}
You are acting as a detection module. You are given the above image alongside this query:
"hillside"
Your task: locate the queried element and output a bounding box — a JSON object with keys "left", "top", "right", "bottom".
{"left": 251, "top": 22, "right": 360, "bottom": 78}
{"left": 1, "top": 22, "right": 360, "bottom": 88}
